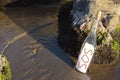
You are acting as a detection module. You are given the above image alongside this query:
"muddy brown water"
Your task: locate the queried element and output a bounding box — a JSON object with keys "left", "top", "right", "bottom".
{"left": 0, "top": 4, "right": 120, "bottom": 80}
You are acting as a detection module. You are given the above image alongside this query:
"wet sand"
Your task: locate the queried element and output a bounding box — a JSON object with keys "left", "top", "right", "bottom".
{"left": 0, "top": 3, "right": 120, "bottom": 80}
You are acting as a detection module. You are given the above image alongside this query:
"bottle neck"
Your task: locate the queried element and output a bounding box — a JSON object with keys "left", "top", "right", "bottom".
{"left": 91, "top": 20, "right": 98, "bottom": 33}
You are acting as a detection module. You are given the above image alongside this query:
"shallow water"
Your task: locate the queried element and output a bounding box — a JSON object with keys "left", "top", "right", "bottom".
{"left": 0, "top": 4, "right": 120, "bottom": 80}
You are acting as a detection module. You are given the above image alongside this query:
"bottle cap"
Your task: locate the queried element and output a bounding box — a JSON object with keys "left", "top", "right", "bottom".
{"left": 97, "top": 11, "right": 102, "bottom": 20}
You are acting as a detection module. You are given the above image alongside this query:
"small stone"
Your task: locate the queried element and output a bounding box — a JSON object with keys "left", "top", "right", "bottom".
{"left": 32, "top": 49, "right": 38, "bottom": 54}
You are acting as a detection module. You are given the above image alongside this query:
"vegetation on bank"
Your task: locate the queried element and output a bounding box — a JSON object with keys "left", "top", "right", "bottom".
{"left": 113, "top": 24, "right": 120, "bottom": 43}
{"left": 0, "top": 55, "right": 12, "bottom": 80}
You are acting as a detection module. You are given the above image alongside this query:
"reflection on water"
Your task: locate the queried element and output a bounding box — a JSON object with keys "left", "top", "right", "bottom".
{"left": 78, "top": 74, "right": 90, "bottom": 80}
{"left": 89, "top": 63, "right": 117, "bottom": 80}
{"left": 115, "top": 62, "right": 120, "bottom": 80}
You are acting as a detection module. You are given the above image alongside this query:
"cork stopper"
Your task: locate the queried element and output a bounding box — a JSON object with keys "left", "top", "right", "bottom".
{"left": 97, "top": 11, "right": 102, "bottom": 20}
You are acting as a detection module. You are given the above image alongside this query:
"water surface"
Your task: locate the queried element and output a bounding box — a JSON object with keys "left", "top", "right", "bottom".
{"left": 0, "top": 4, "right": 120, "bottom": 80}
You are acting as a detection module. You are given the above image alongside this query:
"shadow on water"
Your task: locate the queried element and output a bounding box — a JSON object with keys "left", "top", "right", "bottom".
{"left": 1, "top": 1, "right": 75, "bottom": 67}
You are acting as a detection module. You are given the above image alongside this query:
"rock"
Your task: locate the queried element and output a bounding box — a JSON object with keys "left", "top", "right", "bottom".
{"left": 71, "top": 0, "right": 120, "bottom": 64}
{"left": 58, "top": 0, "right": 120, "bottom": 64}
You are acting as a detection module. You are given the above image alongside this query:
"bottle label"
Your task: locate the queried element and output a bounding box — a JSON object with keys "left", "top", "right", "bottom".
{"left": 76, "top": 42, "right": 94, "bottom": 73}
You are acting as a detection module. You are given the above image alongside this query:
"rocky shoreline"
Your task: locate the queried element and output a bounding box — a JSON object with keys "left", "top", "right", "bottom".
{"left": 57, "top": 0, "right": 120, "bottom": 64}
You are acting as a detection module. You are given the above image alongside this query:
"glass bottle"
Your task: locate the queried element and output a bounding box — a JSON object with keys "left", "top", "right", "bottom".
{"left": 76, "top": 11, "right": 101, "bottom": 73}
